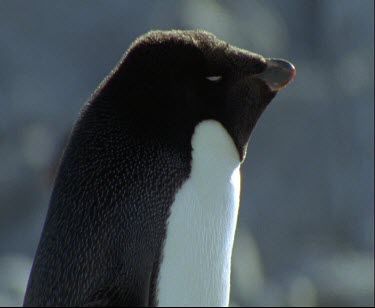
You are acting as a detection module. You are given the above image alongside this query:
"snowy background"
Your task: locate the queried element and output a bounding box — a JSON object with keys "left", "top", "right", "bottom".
{"left": 0, "top": 1, "right": 373, "bottom": 306}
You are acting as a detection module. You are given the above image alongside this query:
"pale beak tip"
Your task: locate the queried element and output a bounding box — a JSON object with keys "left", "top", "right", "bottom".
{"left": 256, "top": 58, "right": 296, "bottom": 91}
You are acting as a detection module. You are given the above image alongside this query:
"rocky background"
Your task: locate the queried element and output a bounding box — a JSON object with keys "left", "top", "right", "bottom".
{"left": 0, "top": 1, "right": 373, "bottom": 306}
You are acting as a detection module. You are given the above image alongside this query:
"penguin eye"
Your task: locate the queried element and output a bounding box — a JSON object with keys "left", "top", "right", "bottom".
{"left": 206, "top": 76, "right": 222, "bottom": 82}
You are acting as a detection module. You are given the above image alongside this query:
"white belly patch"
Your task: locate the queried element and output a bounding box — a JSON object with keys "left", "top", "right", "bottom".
{"left": 157, "top": 120, "right": 241, "bottom": 307}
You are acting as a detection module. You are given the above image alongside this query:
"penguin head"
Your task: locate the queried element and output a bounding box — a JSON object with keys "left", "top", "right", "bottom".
{"left": 104, "top": 30, "right": 295, "bottom": 161}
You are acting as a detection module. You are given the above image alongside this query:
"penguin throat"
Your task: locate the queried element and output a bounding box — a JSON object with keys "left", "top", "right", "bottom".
{"left": 156, "top": 120, "right": 241, "bottom": 307}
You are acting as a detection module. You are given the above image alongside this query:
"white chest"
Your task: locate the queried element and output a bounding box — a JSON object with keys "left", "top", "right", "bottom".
{"left": 157, "top": 120, "right": 241, "bottom": 307}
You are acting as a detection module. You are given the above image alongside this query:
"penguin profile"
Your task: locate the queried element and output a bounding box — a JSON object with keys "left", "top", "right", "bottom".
{"left": 23, "top": 30, "right": 295, "bottom": 307}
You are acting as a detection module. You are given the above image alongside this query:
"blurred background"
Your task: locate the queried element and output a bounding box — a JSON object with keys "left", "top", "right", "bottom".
{"left": 0, "top": 0, "right": 373, "bottom": 306}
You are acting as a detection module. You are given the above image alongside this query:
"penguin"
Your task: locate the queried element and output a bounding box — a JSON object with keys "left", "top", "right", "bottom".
{"left": 23, "top": 30, "right": 295, "bottom": 307}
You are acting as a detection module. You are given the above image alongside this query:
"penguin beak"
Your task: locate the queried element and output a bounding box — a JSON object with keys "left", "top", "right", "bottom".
{"left": 254, "top": 58, "right": 296, "bottom": 91}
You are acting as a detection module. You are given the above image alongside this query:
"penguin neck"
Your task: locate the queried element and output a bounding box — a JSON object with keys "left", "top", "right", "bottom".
{"left": 157, "top": 120, "right": 241, "bottom": 307}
